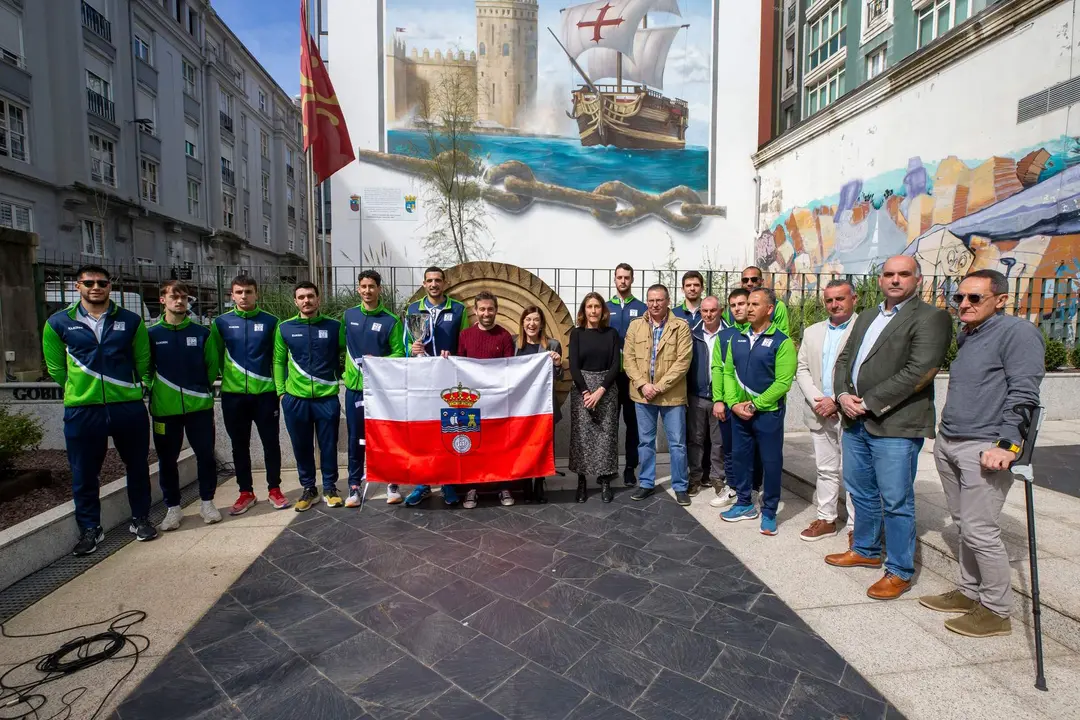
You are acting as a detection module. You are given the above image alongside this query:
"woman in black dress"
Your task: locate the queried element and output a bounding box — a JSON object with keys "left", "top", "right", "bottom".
{"left": 516, "top": 305, "right": 563, "bottom": 504}
{"left": 568, "top": 292, "right": 620, "bottom": 503}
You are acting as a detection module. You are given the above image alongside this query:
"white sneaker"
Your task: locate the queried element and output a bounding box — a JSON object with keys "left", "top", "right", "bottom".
{"left": 161, "top": 506, "right": 183, "bottom": 531}
{"left": 499, "top": 489, "right": 515, "bottom": 507}
{"left": 710, "top": 487, "right": 738, "bottom": 509}
{"left": 386, "top": 484, "right": 403, "bottom": 505}
{"left": 200, "top": 500, "right": 222, "bottom": 524}
{"left": 463, "top": 489, "right": 478, "bottom": 509}
{"left": 345, "top": 487, "right": 363, "bottom": 508}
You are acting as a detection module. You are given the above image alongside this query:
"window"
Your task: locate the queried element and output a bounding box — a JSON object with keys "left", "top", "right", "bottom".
{"left": 502, "top": 43, "right": 510, "bottom": 56}
{"left": 479, "top": 42, "right": 486, "bottom": 56}
{"left": 89, "top": 132, "right": 116, "bottom": 186}
{"left": 223, "top": 193, "right": 235, "bottom": 229}
{"left": 288, "top": 225, "right": 295, "bottom": 252}
{"left": 187, "top": 7, "right": 199, "bottom": 37}
{"left": 86, "top": 70, "right": 111, "bottom": 100}
{"left": 81, "top": 219, "right": 104, "bottom": 256}
{"left": 184, "top": 122, "right": 198, "bottom": 158}
{"left": 241, "top": 159, "right": 248, "bottom": 189}
{"left": 135, "top": 88, "right": 156, "bottom": 134}
{"left": 0, "top": 3, "right": 23, "bottom": 67}
{"left": 261, "top": 172, "right": 270, "bottom": 201}
{"left": 0, "top": 98, "right": 28, "bottom": 163}
{"left": 287, "top": 185, "right": 294, "bottom": 204}
{"left": 0, "top": 198, "right": 32, "bottom": 231}
{"left": 260, "top": 130, "right": 269, "bottom": 158}
{"left": 262, "top": 215, "right": 270, "bottom": 245}
{"left": 140, "top": 158, "right": 159, "bottom": 203}
{"left": 133, "top": 32, "right": 152, "bottom": 66}
{"left": 918, "top": 0, "right": 968, "bottom": 48}
{"left": 240, "top": 114, "right": 247, "bottom": 133}
{"left": 187, "top": 179, "right": 200, "bottom": 218}
{"left": 243, "top": 206, "right": 249, "bottom": 235}
{"left": 182, "top": 57, "right": 197, "bottom": 97}
{"left": 258, "top": 88, "right": 267, "bottom": 113}
{"left": 804, "top": 66, "right": 845, "bottom": 117}
{"left": 866, "top": 46, "right": 886, "bottom": 80}
{"left": 219, "top": 88, "right": 233, "bottom": 116}
{"left": 806, "top": 2, "right": 846, "bottom": 72}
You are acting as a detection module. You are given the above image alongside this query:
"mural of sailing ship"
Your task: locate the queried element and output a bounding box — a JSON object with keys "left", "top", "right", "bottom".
{"left": 557, "top": 0, "right": 690, "bottom": 150}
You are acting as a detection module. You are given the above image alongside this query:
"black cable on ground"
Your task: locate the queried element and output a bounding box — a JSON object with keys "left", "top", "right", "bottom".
{"left": 0, "top": 610, "right": 148, "bottom": 720}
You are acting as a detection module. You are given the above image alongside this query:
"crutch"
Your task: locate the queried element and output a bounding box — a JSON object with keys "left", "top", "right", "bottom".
{"left": 1010, "top": 404, "right": 1047, "bottom": 691}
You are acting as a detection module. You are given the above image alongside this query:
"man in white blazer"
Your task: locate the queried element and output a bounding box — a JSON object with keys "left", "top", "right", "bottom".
{"left": 796, "top": 279, "right": 859, "bottom": 543}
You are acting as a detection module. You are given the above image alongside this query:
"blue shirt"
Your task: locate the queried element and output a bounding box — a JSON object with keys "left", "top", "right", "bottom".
{"left": 821, "top": 317, "right": 852, "bottom": 398}
{"left": 650, "top": 317, "right": 665, "bottom": 382}
{"left": 852, "top": 297, "right": 911, "bottom": 394}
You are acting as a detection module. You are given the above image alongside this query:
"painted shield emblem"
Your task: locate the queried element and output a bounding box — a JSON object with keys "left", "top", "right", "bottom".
{"left": 441, "top": 408, "right": 481, "bottom": 455}
{"left": 404, "top": 194, "right": 417, "bottom": 213}
{"left": 349, "top": 194, "right": 360, "bottom": 212}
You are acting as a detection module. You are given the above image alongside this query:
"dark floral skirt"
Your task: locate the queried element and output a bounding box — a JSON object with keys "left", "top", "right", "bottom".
{"left": 568, "top": 370, "right": 618, "bottom": 476}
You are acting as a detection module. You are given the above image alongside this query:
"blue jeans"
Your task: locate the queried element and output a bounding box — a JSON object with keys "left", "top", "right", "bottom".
{"left": 843, "top": 420, "right": 923, "bottom": 580}
{"left": 730, "top": 408, "right": 785, "bottom": 519}
{"left": 282, "top": 394, "right": 340, "bottom": 491}
{"left": 635, "top": 403, "right": 688, "bottom": 492}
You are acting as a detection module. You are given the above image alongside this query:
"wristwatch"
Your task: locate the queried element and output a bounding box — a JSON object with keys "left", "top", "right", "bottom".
{"left": 994, "top": 439, "right": 1021, "bottom": 454}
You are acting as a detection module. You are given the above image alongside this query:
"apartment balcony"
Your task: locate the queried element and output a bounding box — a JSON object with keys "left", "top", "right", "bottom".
{"left": 866, "top": 0, "right": 889, "bottom": 26}
{"left": 222, "top": 167, "right": 236, "bottom": 186}
{"left": 785, "top": 66, "right": 795, "bottom": 88}
{"left": 287, "top": 206, "right": 296, "bottom": 224}
{"left": 81, "top": 1, "right": 112, "bottom": 44}
{"left": 1, "top": 46, "right": 25, "bottom": 70}
{"left": 220, "top": 111, "right": 234, "bottom": 133}
{"left": 286, "top": 165, "right": 295, "bottom": 183}
{"left": 86, "top": 89, "right": 115, "bottom": 123}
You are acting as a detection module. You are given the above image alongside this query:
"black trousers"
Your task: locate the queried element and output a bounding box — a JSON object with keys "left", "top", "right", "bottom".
{"left": 616, "top": 372, "right": 639, "bottom": 469}
{"left": 221, "top": 392, "right": 282, "bottom": 493}
{"left": 153, "top": 409, "right": 217, "bottom": 505}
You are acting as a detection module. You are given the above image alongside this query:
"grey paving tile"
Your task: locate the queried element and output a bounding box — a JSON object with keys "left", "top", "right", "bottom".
{"left": 417, "top": 540, "right": 478, "bottom": 568}
{"left": 748, "top": 593, "right": 814, "bottom": 634}
{"left": 295, "top": 560, "right": 369, "bottom": 595}
{"left": 277, "top": 608, "right": 365, "bottom": 659}
{"left": 631, "top": 557, "right": 709, "bottom": 592}
{"left": 633, "top": 584, "right": 713, "bottom": 628}
{"left": 482, "top": 663, "right": 588, "bottom": 720}
{"left": 564, "top": 515, "right": 622, "bottom": 538}
{"left": 309, "top": 629, "right": 403, "bottom": 691}
{"left": 779, "top": 673, "right": 887, "bottom": 720}
{"left": 556, "top": 532, "right": 618, "bottom": 559}
{"left": 250, "top": 590, "right": 331, "bottom": 631}
{"left": 632, "top": 621, "right": 722, "bottom": 679}
{"left": 701, "top": 645, "right": 798, "bottom": 716}
{"left": 352, "top": 592, "right": 437, "bottom": 636}
{"left": 691, "top": 571, "right": 764, "bottom": 612}
{"left": 597, "top": 545, "right": 660, "bottom": 574}
{"left": 263, "top": 530, "right": 317, "bottom": 560}
{"left": 693, "top": 604, "right": 777, "bottom": 654}
{"left": 335, "top": 535, "right": 398, "bottom": 567}
{"left": 510, "top": 618, "right": 599, "bottom": 673}
{"left": 549, "top": 555, "right": 607, "bottom": 581}
{"left": 392, "top": 611, "right": 478, "bottom": 664}
{"left": 567, "top": 642, "right": 660, "bottom": 709}
{"left": 448, "top": 551, "right": 517, "bottom": 580}
{"left": 601, "top": 526, "right": 658, "bottom": 550}
{"left": 527, "top": 582, "right": 609, "bottom": 625}
{"left": 441, "top": 527, "right": 493, "bottom": 547}
{"left": 183, "top": 596, "right": 258, "bottom": 652}
{"left": 358, "top": 550, "right": 414, "bottom": 582}
{"left": 634, "top": 669, "right": 738, "bottom": 720}
{"left": 325, "top": 573, "right": 400, "bottom": 614}
{"left": 390, "top": 563, "right": 459, "bottom": 599}
{"left": 404, "top": 509, "right": 468, "bottom": 532}
{"left": 271, "top": 547, "right": 339, "bottom": 578}
{"left": 521, "top": 522, "right": 577, "bottom": 547}
{"left": 425, "top": 578, "right": 499, "bottom": 620}
{"left": 194, "top": 630, "right": 284, "bottom": 683}
{"left": 221, "top": 651, "right": 321, "bottom": 719}
{"left": 247, "top": 678, "right": 367, "bottom": 720}
{"left": 563, "top": 695, "right": 640, "bottom": 720}
{"left": 481, "top": 566, "right": 552, "bottom": 601}
{"left": 532, "top": 505, "right": 578, "bottom": 527}
{"left": 584, "top": 570, "right": 654, "bottom": 604}
{"left": 687, "top": 544, "right": 744, "bottom": 572}
{"left": 485, "top": 511, "right": 542, "bottom": 534}
{"left": 433, "top": 634, "right": 529, "bottom": 697}
{"left": 118, "top": 646, "right": 226, "bottom": 720}
{"left": 408, "top": 687, "right": 505, "bottom": 720}
{"left": 464, "top": 597, "right": 546, "bottom": 645}
{"left": 760, "top": 624, "right": 846, "bottom": 684}
{"left": 574, "top": 602, "right": 658, "bottom": 651}
{"left": 477, "top": 529, "right": 529, "bottom": 556}
{"left": 729, "top": 703, "right": 782, "bottom": 720}
{"left": 501, "top": 541, "right": 563, "bottom": 572}
{"left": 233, "top": 557, "right": 279, "bottom": 588}
{"left": 230, "top": 570, "right": 305, "bottom": 611}
{"left": 839, "top": 664, "right": 886, "bottom": 703}
{"left": 311, "top": 523, "right": 369, "bottom": 555}
{"left": 349, "top": 656, "right": 450, "bottom": 718}
{"left": 643, "top": 534, "right": 704, "bottom": 563}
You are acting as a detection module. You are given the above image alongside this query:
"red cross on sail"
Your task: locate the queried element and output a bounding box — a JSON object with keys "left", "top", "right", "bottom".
{"left": 559, "top": 0, "right": 653, "bottom": 60}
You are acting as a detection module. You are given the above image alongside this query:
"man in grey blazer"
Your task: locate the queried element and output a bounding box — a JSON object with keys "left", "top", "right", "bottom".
{"left": 795, "top": 279, "right": 858, "bottom": 543}
{"left": 825, "top": 256, "right": 953, "bottom": 601}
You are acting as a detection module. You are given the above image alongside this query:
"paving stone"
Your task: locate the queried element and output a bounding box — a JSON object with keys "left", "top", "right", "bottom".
{"left": 464, "top": 597, "right": 546, "bottom": 645}
{"left": 510, "top": 618, "right": 599, "bottom": 673}
{"left": 568, "top": 641, "right": 660, "bottom": 708}
{"left": 433, "top": 634, "right": 528, "bottom": 696}
{"left": 574, "top": 602, "right": 658, "bottom": 651}
{"left": 392, "top": 611, "right": 478, "bottom": 664}
{"left": 632, "top": 621, "right": 722, "bottom": 680}
{"left": 483, "top": 663, "right": 588, "bottom": 720}
{"left": 701, "top": 645, "right": 798, "bottom": 716}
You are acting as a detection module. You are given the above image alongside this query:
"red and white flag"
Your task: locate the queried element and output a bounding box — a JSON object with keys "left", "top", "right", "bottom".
{"left": 363, "top": 355, "right": 555, "bottom": 485}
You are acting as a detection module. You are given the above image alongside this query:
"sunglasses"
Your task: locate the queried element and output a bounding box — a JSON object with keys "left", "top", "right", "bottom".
{"left": 742, "top": 277, "right": 762, "bottom": 284}
{"left": 952, "top": 293, "right": 997, "bottom": 305}
{"left": 79, "top": 279, "right": 111, "bottom": 288}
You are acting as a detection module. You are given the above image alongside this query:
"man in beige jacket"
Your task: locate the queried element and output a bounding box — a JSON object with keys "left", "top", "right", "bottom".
{"left": 795, "top": 279, "right": 858, "bottom": 543}
{"left": 623, "top": 283, "right": 693, "bottom": 506}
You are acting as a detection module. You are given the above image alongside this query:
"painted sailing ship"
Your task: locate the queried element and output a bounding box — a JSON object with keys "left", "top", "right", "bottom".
{"left": 555, "top": 0, "right": 689, "bottom": 150}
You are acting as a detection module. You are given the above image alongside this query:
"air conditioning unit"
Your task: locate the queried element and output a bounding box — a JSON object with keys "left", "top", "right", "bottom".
{"left": 167, "top": 223, "right": 182, "bottom": 233}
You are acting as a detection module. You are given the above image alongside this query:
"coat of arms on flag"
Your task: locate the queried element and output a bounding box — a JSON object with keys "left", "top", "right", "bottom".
{"left": 440, "top": 383, "right": 481, "bottom": 454}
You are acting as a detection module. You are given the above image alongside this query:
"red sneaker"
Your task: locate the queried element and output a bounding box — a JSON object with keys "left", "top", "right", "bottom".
{"left": 268, "top": 488, "right": 290, "bottom": 510}
{"left": 229, "top": 491, "right": 257, "bottom": 516}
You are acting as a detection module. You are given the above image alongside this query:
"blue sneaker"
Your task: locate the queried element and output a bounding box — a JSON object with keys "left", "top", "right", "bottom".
{"left": 760, "top": 515, "right": 778, "bottom": 536}
{"left": 404, "top": 486, "right": 432, "bottom": 507}
{"left": 442, "top": 485, "right": 460, "bottom": 506}
{"left": 721, "top": 503, "right": 760, "bottom": 523}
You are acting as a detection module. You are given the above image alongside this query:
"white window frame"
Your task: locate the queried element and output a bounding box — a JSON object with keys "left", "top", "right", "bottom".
{"left": 865, "top": 45, "right": 886, "bottom": 80}
{"left": 187, "top": 179, "right": 201, "bottom": 218}
{"left": 182, "top": 57, "right": 198, "bottom": 97}
{"left": 223, "top": 193, "right": 235, "bottom": 229}
{"left": 806, "top": 2, "right": 846, "bottom": 74}
{"left": 219, "top": 88, "right": 233, "bottom": 117}
{"left": 258, "top": 88, "right": 267, "bottom": 113}
{"left": 861, "top": 0, "right": 892, "bottom": 44}
{"left": 133, "top": 33, "right": 152, "bottom": 66}
{"left": 241, "top": 159, "right": 248, "bottom": 190}
{"left": 89, "top": 132, "right": 116, "bottom": 186}
{"left": 805, "top": 65, "right": 845, "bottom": 117}
{"left": 917, "top": 0, "right": 969, "bottom": 49}
{"left": 261, "top": 172, "right": 270, "bottom": 202}
{"left": 140, "top": 157, "right": 159, "bottom": 203}
{"left": 0, "top": 96, "right": 29, "bottom": 163}
{"left": 0, "top": 2, "right": 24, "bottom": 68}
{"left": 262, "top": 216, "right": 270, "bottom": 245}
{"left": 81, "top": 218, "right": 104, "bottom": 257}
{"left": 287, "top": 185, "right": 294, "bottom": 204}
{"left": 243, "top": 206, "right": 250, "bottom": 235}
{"left": 86, "top": 70, "right": 111, "bottom": 100}
{"left": 0, "top": 197, "right": 32, "bottom": 231}
{"left": 288, "top": 225, "right": 295, "bottom": 252}
{"left": 260, "top": 130, "right": 269, "bottom": 158}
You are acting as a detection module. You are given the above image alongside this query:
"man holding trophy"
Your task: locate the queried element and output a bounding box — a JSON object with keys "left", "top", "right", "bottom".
{"left": 400, "top": 266, "right": 470, "bottom": 506}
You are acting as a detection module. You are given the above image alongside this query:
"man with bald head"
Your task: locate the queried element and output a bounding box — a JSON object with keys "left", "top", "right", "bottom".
{"left": 825, "top": 255, "right": 952, "bottom": 600}
{"left": 686, "top": 296, "right": 726, "bottom": 495}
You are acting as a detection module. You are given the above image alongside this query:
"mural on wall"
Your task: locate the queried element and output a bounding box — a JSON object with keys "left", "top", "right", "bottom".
{"left": 755, "top": 135, "right": 1080, "bottom": 332}
{"left": 359, "top": 0, "right": 725, "bottom": 232}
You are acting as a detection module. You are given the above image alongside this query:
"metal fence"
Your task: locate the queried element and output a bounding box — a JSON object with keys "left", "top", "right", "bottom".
{"left": 33, "top": 256, "right": 1080, "bottom": 346}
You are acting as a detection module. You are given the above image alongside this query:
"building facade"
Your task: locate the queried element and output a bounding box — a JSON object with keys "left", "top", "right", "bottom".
{"left": 0, "top": 0, "right": 310, "bottom": 272}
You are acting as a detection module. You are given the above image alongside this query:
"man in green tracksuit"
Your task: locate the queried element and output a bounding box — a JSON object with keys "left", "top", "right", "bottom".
{"left": 274, "top": 281, "right": 344, "bottom": 512}
{"left": 719, "top": 287, "right": 796, "bottom": 537}
{"left": 146, "top": 280, "right": 221, "bottom": 531}
{"left": 42, "top": 264, "right": 156, "bottom": 555}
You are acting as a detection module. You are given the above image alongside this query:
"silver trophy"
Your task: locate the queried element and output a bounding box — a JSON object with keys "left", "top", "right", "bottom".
{"left": 406, "top": 312, "right": 433, "bottom": 354}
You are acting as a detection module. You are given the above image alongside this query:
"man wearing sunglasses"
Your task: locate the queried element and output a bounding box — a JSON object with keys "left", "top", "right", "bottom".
{"left": 721, "top": 266, "right": 789, "bottom": 334}
{"left": 918, "top": 269, "right": 1043, "bottom": 638}
{"left": 43, "top": 265, "right": 157, "bottom": 556}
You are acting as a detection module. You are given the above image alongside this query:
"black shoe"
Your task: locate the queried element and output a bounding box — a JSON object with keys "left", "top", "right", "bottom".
{"left": 576, "top": 475, "right": 588, "bottom": 503}
{"left": 630, "top": 487, "right": 654, "bottom": 501}
{"left": 687, "top": 483, "right": 701, "bottom": 497}
{"left": 675, "top": 491, "right": 691, "bottom": 506}
{"left": 600, "top": 477, "right": 614, "bottom": 504}
{"left": 623, "top": 467, "right": 637, "bottom": 486}
{"left": 533, "top": 478, "right": 547, "bottom": 504}
{"left": 129, "top": 517, "right": 159, "bottom": 542}
{"left": 73, "top": 526, "right": 104, "bottom": 556}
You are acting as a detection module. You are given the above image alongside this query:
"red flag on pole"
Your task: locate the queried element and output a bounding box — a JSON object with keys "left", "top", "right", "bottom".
{"left": 300, "top": 0, "right": 354, "bottom": 183}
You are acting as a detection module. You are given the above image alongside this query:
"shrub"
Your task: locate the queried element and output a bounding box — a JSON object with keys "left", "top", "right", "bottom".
{"left": 786, "top": 294, "right": 829, "bottom": 347}
{"left": 1045, "top": 336, "right": 1068, "bottom": 371}
{"left": 0, "top": 405, "right": 44, "bottom": 474}
{"left": 1071, "top": 343, "right": 1080, "bottom": 370}
{"left": 940, "top": 335, "right": 959, "bottom": 371}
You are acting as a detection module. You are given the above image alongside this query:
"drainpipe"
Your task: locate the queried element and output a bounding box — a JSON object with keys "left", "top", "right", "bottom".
{"left": 753, "top": 174, "right": 761, "bottom": 235}
{"left": 128, "top": 0, "right": 144, "bottom": 263}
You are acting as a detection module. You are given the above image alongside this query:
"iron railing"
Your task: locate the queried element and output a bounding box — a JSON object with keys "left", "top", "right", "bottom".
{"left": 86, "top": 89, "right": 114, "bottom": 123}
{"left": 866, "top": 0, "right": 889, "bottom": 25}
{"left": 81, "top": 1, "right": 112, "bottom": 43}
{"left": 220, "top": 111, "right": 234, "bottom": 133}
{"left": 785, "top": 66, "right": 795, "bottom": 87}
{"left": 221, "top": 166, "right": 235, "bottom": 186}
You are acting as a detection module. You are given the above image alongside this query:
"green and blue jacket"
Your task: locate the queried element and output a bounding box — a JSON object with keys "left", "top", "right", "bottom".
{"left": 401, "top": 296, "right": 469, "bottom": 357}
{"left": 341, "top": 303, "right": 405, "bottom": 391}
{"left": 273, "top": 314, "right": 343, "bottom": 399}
{"left": 146, "top": 316, "right": 220, "bottom": 417}
{"left": 210, "top": 307, "right": 278, "bottom": 395}
{"left": 42, "top": 302, "right": 149, "bottom": 407}
{"left": 721, "top": 323, "right": 796, "bottom": 412}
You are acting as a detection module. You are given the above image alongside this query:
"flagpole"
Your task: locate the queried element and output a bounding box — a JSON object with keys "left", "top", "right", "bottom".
{"left": 305, "top": 0, "right": 318, "bottom": 281}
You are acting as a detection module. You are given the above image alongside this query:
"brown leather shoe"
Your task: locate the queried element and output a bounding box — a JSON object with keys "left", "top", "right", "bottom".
{"left": 867, "top": 573, "right": 911, "bottom": 600}
{"left": 824, "top": 550, "right": 882, "bottom": 568}
{"left": 848, "top": 531, "right": 854, "bottom": 549}
{"left": 800, "top": 519, "right": 838, "bottom": 542}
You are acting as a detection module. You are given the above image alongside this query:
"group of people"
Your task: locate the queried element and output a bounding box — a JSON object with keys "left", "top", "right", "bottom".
{"left": 45, "top": 256, "right": 1043, "bottom": 639}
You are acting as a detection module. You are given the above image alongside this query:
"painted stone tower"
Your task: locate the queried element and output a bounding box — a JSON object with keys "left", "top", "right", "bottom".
{"left": 475, "top": 0, "right": 538, "bottom": 129}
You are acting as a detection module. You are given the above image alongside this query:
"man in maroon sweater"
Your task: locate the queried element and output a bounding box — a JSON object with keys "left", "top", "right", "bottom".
{"left": 458, "top": 291, "right": 515, "bottom": 508}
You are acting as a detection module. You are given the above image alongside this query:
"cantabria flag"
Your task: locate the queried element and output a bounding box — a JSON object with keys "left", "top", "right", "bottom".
{"left": 363, "top": 354, "right": 555, "bottom": 485}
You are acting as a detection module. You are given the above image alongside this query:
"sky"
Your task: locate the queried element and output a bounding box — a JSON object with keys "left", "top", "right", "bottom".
{"left": 211, "top": 0, "right": 303, "bottom": 97}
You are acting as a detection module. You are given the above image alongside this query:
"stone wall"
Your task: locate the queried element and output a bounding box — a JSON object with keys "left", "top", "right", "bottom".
{"left": 0, "top": 229, "right": 41, "bottom": 381}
